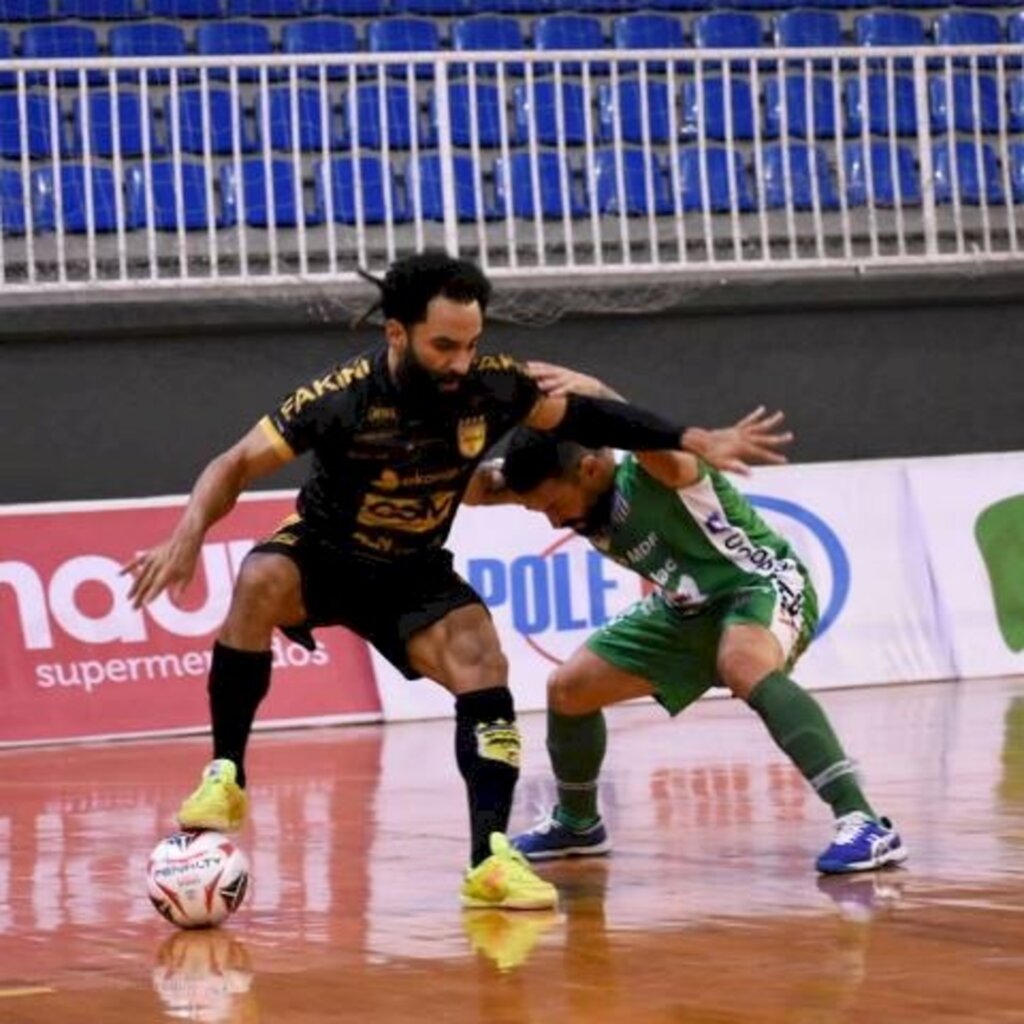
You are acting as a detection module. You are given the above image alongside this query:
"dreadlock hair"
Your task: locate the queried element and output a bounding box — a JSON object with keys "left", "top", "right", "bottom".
{"left": 501, "top": 428, "right": 590, "bottom": 495}
{"left": 355, "top": 251, "right": 492, "bottom": 329}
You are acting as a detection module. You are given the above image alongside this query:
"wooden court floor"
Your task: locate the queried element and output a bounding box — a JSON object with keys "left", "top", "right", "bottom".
{"left": 1, "top": 676, "right": 1023, "bottom": 1024}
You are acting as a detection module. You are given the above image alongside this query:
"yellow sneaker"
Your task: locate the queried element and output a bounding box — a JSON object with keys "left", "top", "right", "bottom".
{"left": 461, "top": 833, "right": 558, "bottom": 911}
{"left": 176, "top": 759, "right": 248, "bottom": 833}
{"left": 462, "top": 909, "right": 560, "bottom": 972}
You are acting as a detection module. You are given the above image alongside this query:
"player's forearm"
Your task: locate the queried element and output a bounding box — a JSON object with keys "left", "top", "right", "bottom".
{"left": 553, "top": 394, "right": 687, "bottom": 452}
{"left": 174, "top": 451, "right": 249, "bottom": 544}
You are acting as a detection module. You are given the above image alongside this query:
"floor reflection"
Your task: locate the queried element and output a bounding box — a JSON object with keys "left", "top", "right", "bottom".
{"left": 152, "top": 931, "right": 257, "bottom": 1024}
{"left": 0, "top": 677, "right": 1022, "bottom": 1023}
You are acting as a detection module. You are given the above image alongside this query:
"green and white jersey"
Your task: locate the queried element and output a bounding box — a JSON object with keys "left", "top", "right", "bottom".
{"left": 590, "top": 454, "right": 810, "bottom": 617}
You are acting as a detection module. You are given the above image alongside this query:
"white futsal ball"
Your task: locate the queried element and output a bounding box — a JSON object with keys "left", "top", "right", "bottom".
{"left": 147, "top": 830, "right": 250, "bottom": 930}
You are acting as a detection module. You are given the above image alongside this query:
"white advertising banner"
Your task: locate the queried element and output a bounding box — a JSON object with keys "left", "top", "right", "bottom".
{"left": 906, "top": 451, "right": 1024, "bottom": 678}
{"left": 372, "top": 459, "right": 955, "bottom": 721}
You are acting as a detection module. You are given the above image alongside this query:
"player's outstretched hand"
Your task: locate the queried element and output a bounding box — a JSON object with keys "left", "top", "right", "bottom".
{"left": 684, "top": 407, "right": 792, "bottom": 475}
{"left": 526, "top": 361, "right": 617, "bottom": 400}
{"left": 122, "top": 535, "right": 201, "bottom": 609}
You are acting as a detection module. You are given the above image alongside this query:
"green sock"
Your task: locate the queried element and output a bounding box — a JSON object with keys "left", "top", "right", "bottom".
{"left": 747, "top": 671, "right": 875, "bottom": 819}
{"left": 547, "top": 708, "right": 606, "bottom": 830}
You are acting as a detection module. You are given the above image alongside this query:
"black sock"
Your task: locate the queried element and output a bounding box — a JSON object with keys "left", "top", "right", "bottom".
{"left": 455, "top": 687, "right": 521, "bottom": 867}
{"left": 208, "top": 641, "right": 273, "bottom": 789}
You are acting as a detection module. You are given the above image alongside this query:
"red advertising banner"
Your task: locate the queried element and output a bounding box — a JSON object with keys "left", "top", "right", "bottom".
{"left": 0, "top": 493, "right": 381, "bottom": 746}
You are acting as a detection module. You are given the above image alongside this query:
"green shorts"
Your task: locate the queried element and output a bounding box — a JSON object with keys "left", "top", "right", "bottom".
{"left": 586, "top": 577, "right": 819, "bottom": 716}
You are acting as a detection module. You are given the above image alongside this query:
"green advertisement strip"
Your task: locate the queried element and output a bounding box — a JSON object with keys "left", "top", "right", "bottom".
{"left": 975, "top": 495, "right": 1024, "bottom": 653}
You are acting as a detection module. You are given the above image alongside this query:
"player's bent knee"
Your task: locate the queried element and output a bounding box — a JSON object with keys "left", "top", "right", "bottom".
{"left": 231, "top": 554, "right": 302, "bottom": 625}
{"left": 547, "top": 667, "right": 586, "bottom": 716}
{"left": 717, "top": 649, "right": 775, "bottom": 701}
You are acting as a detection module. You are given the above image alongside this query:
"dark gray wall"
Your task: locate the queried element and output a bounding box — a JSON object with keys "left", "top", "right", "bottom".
{"left": 3, "top": 297, "right": 1022, "bottom": 503}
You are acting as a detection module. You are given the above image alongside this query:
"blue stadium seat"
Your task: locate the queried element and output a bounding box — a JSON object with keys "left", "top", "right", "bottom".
{"left": 844, "top": 142, "right": 921, "bottom": 206}
{"left": 726, "top": 0, "right": 796, "bottom": 9}
{"left": 1009, "top": 142, "right": 1024, "bottom": 203}
{"left": 693, "top": 12, "right": 763, "bottom": 50}
{"left": 109, "top": 24, "right": 189, "bottom": 85}
{"left": 58, "top": 0, "right": 142, "bottom": 17}
{"left": 932, "top": 141, "right": 1003, "bottom": 204}
{"left": 432, "top": 83, "right": 505, "bottom": 147}
{"left": 612, "top": 13, "right": 687, "bottom": 73}
{"left": 682, "top": 77, "right": 756, "bottom": 141}
{"left": 571, "top": 0, "right": 650, "bottom": 11}
{"left": 282, "top": 20, "right": 359, "bottom": 80}
{"left": 854, "top": 13, "right": 924, "bottom": 68}
{"left": 534, "top": 15, "right": 608, "bottom": 75}
{"left": 227, "top": 0, "right": 302, "bottom": 15}
{"left": 71, "top": 91, "right": 162, "bottom": 158}
{"left": 888, "top": 0, "right": 946, "bottom": 8}
{"left": 221, "top": 160, "right": 318, "bottom": 227}
{"left": 512, "top": 81, "right": 588, "bottom": 145}
{"left": 493, "top": 152, "right": 584, "bottom": 218}
{"left": 1009, "top": 12, "right": 1024, "bottom": 45}
{"left": 367, "top": 18, "right": 441, "bottom": 80}
{"left": 645, "top": 0, "right": 713, "bottom": 7}
{"left": 773, "top": 10, "right": 842, "bottom": 62}
{"left": 0, "top": 0, "right": 52, "bottom": 19}
{"left": 473, "top": 0, "right": 558, "bottom": 13}
{"left": 801, "top": 0, "right": 871, "bottom": 7}
{"left": 349, "top": 83, "right": 420, "bottom": 149}
{"left": 955, "top": 0, "right": 1011, "bottom": 6}
{"left": 260, "top": 87, "right": 345, "bottom": 152}
{"left": 21, "top": 26, "right": 102, "bottom": 85}
{"left": 150, "top": 0, "right": 222, "bottom": 14}
{"left": 411, "top": 153, "right": 491, "bottom": 220}
{"left": 597, "top": 80, "right": 672, "bottom": 144}
{"left": 0, "top": 95, "right": 54, "bottom": 159}
{"left": 315, "top": 156, "right": 408, "bottom": 223}
{"left": 391, "top": 0, "right": 471, "bottom": 12}
{"left": 167, "top": 89, "right": 256, "bottom": 154}
{"left": 0, "top": 31, "right": 14, "bottom": 90}
{"left": 844, "top": 75, "right": 918, "bottom": 136}
{"left": 32, "top": 165, "right": 119, "bottom": 232}
{"left": 677, "top": 148, "right": 755, "bottom": 211}
{"left": 764, "top": 75, "right": 839, "bottom": 139}
{"left": 593, "top": 149, "right": 672, "bottom": 215}
{"left": 1009, "top": 77, "right": 1024, "bottom": 132}
{"left": 452, "top": 16, "right": 526, "bottom": 77}
{"left": 934, "top": 12, "right": 1001, "bottom": 69}
{"left": 0, "top": 171, "right": 26, "bottom": 236}
{"left": 762, "top": 144, "right": 840, "bottom": 209}
{"left": 195, "top": 22, "right": 274, "bottom": 82}
{"left": 126, "top": 161, "right": 212, "bottom": 229}
{"left": 929, "top": 74, "right": 999, "bottom": 134}
{"left": 305, "top": 0, "right": 384, "bottom": 13}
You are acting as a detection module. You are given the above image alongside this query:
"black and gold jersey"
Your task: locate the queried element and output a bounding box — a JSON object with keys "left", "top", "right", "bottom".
{"left": 260, "top": 346, "right": 539, "bottom": 559}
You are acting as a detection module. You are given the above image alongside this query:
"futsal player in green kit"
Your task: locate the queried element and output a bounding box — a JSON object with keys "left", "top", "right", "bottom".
{"left": 467, "top": 363, "right": 907, "bottom": 875}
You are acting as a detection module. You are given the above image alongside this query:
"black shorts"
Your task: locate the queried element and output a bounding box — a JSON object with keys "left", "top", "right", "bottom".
{"left": 250, "top": 516, "right": 484, "bottom": 679}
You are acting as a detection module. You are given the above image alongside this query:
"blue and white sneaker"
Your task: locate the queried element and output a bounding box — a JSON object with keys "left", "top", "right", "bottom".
{"left": 816, "top": 811, "right": 908, "bottom": 874}
{"left": 511, "top": 811, "right": 612, "bottom": 862}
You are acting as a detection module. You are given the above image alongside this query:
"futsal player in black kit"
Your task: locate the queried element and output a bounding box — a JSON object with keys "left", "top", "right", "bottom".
{"left": 124, "top": 252, "right": 789, "bottom": 909}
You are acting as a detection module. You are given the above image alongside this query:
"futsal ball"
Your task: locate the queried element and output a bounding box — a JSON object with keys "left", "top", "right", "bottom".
{"left": 147, "top": 830, "right": 250, "bottom": 930}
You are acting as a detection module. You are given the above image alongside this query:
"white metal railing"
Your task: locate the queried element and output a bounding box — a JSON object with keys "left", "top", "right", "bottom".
{"left": 0, "top": 44, "right": 1022, "bottom": 293}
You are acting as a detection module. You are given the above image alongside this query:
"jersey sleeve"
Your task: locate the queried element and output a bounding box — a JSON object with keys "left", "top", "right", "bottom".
{"left": 476, "top": 354, "right": 541, "bottom": 426}
{"left": 262, "top": 361, "right": 369, "bottom": 456}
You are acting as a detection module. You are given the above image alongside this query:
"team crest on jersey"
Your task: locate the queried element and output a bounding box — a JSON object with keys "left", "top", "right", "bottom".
{"left": 457, "top": 416, "right": 487, "bottom": 458}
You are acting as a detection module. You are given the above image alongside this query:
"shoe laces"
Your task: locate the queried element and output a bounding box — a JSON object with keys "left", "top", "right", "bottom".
{"left": 529, "top": 810, "right": 559, "bottom": 836}
{"left": 831, "top": 811, "right": 874, "bottom": 847}
{"left": 493, "top": 839, "right": 547, "bottom": 886}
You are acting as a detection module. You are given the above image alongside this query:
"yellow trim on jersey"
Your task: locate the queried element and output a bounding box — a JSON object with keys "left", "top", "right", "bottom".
{"left": 259, "top": 415, "right": 296, "bottom": 461}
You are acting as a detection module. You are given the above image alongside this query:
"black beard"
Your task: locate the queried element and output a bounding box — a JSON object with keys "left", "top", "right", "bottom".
{"left": 569, "top": 486, "right": 615, "bottom": 538}
{"left": 394, "top": 346, "right": 464, "bottom": 410}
